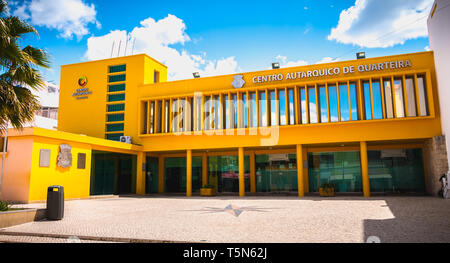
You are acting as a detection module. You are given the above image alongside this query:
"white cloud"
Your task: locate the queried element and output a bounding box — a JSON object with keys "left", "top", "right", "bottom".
{"left": 13, "top": 0, "right": 99, "bottom": 39}
{"left": 85, "top": 15, "right": 241, "bottom": 80}
{"left": 328, "top": 0, "right": 434, "bottom": 48}
{"left": 424, "top": 46, "right": 431, "bottom": 51}
{"left": 274, "top": 55, "right": 339, "bottom": 68}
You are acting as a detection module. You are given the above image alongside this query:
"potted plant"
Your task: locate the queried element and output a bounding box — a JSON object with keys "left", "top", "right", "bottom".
{"left": 319, "top": 183, "right": 335, "bottom": 197}
{"left": 200, "top": 184, "right": 217, "bottom": 196}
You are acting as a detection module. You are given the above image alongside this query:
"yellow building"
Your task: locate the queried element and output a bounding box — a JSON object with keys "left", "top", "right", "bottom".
{"left": 1, "top": 51, "right": 447, "bottom": 202}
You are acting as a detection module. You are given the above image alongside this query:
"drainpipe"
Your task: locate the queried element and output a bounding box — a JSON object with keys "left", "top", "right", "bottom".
{"left": 0, "top": 128, "right": 7, "bottom": 195}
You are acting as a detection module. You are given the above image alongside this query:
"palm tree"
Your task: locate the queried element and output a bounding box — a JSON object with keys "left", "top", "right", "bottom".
{"left": 0, "top": 0, "right": 50, "bottom": 131}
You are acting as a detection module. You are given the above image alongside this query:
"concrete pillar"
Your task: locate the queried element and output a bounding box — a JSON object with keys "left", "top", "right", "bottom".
{"left": 186, "top": 150, "right": 192, "bottom": 197}
{"left": 202, "top": 152, "right": 207, "bottom": 186}
{"left": 136, "top": 152, "right": 146, "bottom": 195}
{"left": 302, "top": 147, "right": 309, "bottom": 193}
{"left": 239, "top": 147, "right": 245, "bottom": 197}
{"left": 158, "top": 156, "right": 164, "bottom": 193}
{"left": 296, "top": 144, "right": 304, "bottom": 197}
{"left": 360, "top": 141, "right": 370, "bottom": 197}
{"left": 250, "top": 151, "right": 256, "bottom": 193}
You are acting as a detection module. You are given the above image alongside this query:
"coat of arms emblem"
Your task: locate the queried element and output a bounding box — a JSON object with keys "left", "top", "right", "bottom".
{"left": 232, "top": 75, "right": 245, "bottom": 89}
{"left": 57, "top": 144, "right": 72, "bottom": 168}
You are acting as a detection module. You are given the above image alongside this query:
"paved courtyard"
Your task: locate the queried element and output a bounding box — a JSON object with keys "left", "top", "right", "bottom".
{"left": 1, "top": 196, "right": 450, "bottom": 243}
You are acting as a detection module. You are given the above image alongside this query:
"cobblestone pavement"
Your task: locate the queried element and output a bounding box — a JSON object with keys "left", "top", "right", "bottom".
{"left": 1, "top": 196, "right": 450, "bottom": 243}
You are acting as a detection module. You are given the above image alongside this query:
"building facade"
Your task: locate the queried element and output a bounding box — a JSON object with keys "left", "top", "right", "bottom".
{"left": 50, "top": 51, "right": 444, "bottom": 199}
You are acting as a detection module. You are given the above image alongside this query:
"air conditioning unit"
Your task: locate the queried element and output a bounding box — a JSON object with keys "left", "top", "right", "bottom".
{"left": 119, "top": 136, "right": 132, "bottom": 144}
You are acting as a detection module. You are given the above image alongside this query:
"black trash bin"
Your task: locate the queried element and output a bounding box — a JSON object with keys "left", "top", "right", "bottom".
{"left": 46, "top": 185, "right": 64, "bottom": 220}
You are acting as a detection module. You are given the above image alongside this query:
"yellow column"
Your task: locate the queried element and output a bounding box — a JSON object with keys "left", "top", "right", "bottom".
{"left": 136, "top": 152, "right": 146, "bottom": 195}
{"left": 186, "top": 149, "right": 192, "bottom": 197}
{"left": 238, "top": 147, "right": 245, "bottom": 197}
{"left": 302, "top": 147, "right": 309, "bottom": 193}
{"left": 202, "top": 152, "right": 208, "bottom": 186}
{"left": 360, "top": 141, "right": 370, "bottom": 197}
{"left": 158, "top": 156, "right": 164, "bottom": 193}
{"left": 250, "top": 151, "right": 256, "bottom": 193}
{"left": 296, "top": 144, "right": 304, "bottom": 197}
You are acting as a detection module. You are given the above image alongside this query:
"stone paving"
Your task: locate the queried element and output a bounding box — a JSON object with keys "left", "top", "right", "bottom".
{"left": 1, "top": 196, "right": 450, "bottom": 243}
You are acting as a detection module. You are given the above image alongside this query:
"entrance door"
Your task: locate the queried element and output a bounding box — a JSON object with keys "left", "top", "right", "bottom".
{"left": 146, "top": 157, "right": 159, "bottom": 194}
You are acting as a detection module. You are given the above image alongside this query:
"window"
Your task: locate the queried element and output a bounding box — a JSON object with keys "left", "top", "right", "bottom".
{"left": 363, "top": 81, "right": 372, "bottom": 120}
{"left": 417, "top": 75, "right": 428, "bottom": 116}
{"left": 77, "top": 153, "right": 86, "bottom": 169}
{"left": 150, "top": 101, "right": 155, "bottom": 134}
{"left": 299, "top": 87, "right": 307, "bottom": 124}
{"left": 232, "top": 94, "right": 238, "bottom": 128}
{"left": 107, "top": 103, "right": 125, "bottom": 112}
{"left": 249, "top": 92, "right": 257, "bottom": 127}
{"left": 278, "top": 90, "right": 286, "bottom": 126}
{"left": 405, "top": 77, "right": 417, "bottom": 117}
{"left": 108, "top": 84, "right": 125, "bottom": 92}
{"left": 154, "top": 70, "right": 160, "bottom": 83}
{"left": 106, "top": 133, "right": 123, "bottom": 141}
{"left": 106, "top": 123, "right": 124, "bottom": 132}
{"left": 156, "top": 101, "right": 162, "bottom": 133}
{"left": 394, "top": 78, "right": 405, "bottom": 117}
{"left": 108, "top": 74, "right": 126, "bottom": 83}
{"left": 372, "top": 81, "right": 383, "bottom": 119}
{"left": 223, "top": 95, "right": 229, "bottom": 129}
{"left": 143, "top": 102, "right": 148, "bottom": 134}
{"left": 195, "top": 96, "right": 202, "bottom": 131}
{"left": 339, "top": 83, "right": 350, "bottom": 121}
{"left": 383, "top": 79, "right": 394, "bottom": 119}
{"left": 213, "top": 95, "right": 220, "bottom": 129}
{"left": 349, "top": 82, "right": 358, "bottom": 120}
{"left": 108, "top": 93, "right": 125, "bottom": 102}
{"left": 242, "top": 93, "right": 248, "bottom": 128}
{"left": 258, "top": 91, "right": 267, "bottom": 127}
{"left": 109, "top": 64, "right": 126, "bottom": 73}
{"left": 328, "top": 84, "right": 338, "bottom": 122}
{"left": 319, "top": 86, "right": 328, "bottom": 123}
{"left": 0, "top": 136, "right": 7, "bottom": 152}
{"left": 287, "top": 88, "right": 295, "bottom": 125}
{"left": 164, "top": 100, "right": 170, "bottom": 133}
{"left": 204, "top": 96, "right": 211, "bottom": 130}
{"left": 308, "top": 86, "right": 317, "bottom": 124}
{"left": 107, "top": 113, "right": 124, "bottom": 122}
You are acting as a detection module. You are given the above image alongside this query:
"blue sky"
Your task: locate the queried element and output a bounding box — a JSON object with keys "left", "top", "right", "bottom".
{"left": 8, "top": 0, "right": 433, "bottom": 84}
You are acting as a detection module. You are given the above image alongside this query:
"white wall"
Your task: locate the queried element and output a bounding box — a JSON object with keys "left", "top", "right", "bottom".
{"left": 428, "top": 0, "right": 450, "bottom": 166}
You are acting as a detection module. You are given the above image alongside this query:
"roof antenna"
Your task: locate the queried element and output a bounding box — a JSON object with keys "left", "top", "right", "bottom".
{"left": 110, "top": 41, "right": 115, "bottom": 58}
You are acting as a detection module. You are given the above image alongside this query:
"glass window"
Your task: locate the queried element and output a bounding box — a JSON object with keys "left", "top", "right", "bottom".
{"left": 109, "top": 64, "right": 126, "bottom": 73}
{"left": 363, "top": 81, "right": 372, "bottom": 120}
{"left": 349, "top": 82, "right": 358, "bottom": 120}
{"left": 154, "top": 70, "right": 160, "bottom": 83}
{"left": 207, "top": 155, "right": 250, "bottom": 193}
{"left": 319, "top": 86, "right": 328, "bottom": 123}
{"left": 394, "top": 78, "right": 405, "bottom": 117}
{"left": 259, "top": 91, "right": 267, "bottom": 127}
{"left": 149, "top": 101, "right": 155, "bottom": 134}
{"left": 106, "top": 123, "right": 124, "bottom": 132}
{"left": 405, "top": 77, "right": 417, "bottom": 117}
{"left": 308, "top": 86, "right": 317, "bottom": 124}
{"left": 171, "top": 99, "right": 178, "bottom": 133}
{"left": 328, "top": 84, "right": 339, "bottom": 122}
{"left": 189, "top": 98, "right": 194, "bottom": 131}
{"left": 157, "top": 101, "right": 162, "bottom": 133}
{"left": 108, "top": 74, "right": 126, "bottom": 83}
{"left": 287, "top": 88, "right": 295, "bottom": 125}
{"left": 300, "top": 87, "right": 307, "bottom": 124}
{"left": 269, "top": 90, "right": 277, "bottom": 126}
{"left": 108, "top": 84, "right": 125, "bottom": 92}
{"left": 339, "top": 83, "right": 350, "bottom": 121}
{"left": 255, "top": 154, "right": 297, "bottom": 192}
{"left": 178, "top": 99, "right": 185, "bottom": 132}
{"left": 142, "top": 101, "right": 148, "bottom": 134}
{"left": 204, "top": 96, "right": 211, "bottom": 130}
{"left": 372, "top": 81, "right": 383, "bottom": 119}
{"left": 308, "top": 151, "right": 362, "bottom": 193}
{"left": 108, "top": 93, "right": 125, "bottom": 102}
{"left": 165, "top": 157, "right": 201, "bottom": 193}
{"left": 107, "top": 113, "right": 124, "bottom": 122}
{"left": 242, "top": 93, "right": 248, "bottom": 128}
{"left": 195, "top": 96, "right": 202, "bottom": 131}
{"left": 164, "top": 100, "right": 170, "bottom": 133}
{"left": 107, "top": 103, "right": 125, "bottom": 112}
{"left": 368, "top": 149, "right": 425, "bottom": 193}
{"left": 383, "top": 79, "right": 394, "bottom": 119}
{"left": 249, "top": 92, "right": 257, "bottom": 128}
{"left": 417, "top": 75, "right": 428, "bottom": 116}
{"left": 279, "top": 90, "right": 286, "bottom": 126}
{"left": 233, "top": 94, "right": 238, "bottom": 129}
{"left": 106, "top": 133, "right": 123, "bottom": 141}
{"left": 223, "top": 94, "right": 229, "bottom": 129}
{"left": 212, "top": 95, "right": 220, "bottom": 130}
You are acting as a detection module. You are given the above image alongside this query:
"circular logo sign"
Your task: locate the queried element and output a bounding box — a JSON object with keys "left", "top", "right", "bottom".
{"left": 78, "top": 76, "right": 88, "bottom": 87}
